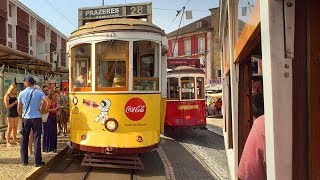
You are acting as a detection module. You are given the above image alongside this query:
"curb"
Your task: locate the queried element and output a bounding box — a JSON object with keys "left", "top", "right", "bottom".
{"left": 25, "top": 147, "right": 68, "bottom": 180}
{"left": 206, "top": 124, "right": 223, "bottom": 136}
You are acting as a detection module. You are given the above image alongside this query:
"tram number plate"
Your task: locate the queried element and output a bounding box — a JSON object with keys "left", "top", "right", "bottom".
{"left": 126, "top": 5, "right": 147, "bottom": 16}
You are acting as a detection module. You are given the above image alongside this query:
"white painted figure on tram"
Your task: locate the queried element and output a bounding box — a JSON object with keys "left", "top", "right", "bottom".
{"left": 237, "top": 93, "right": 266, "bottom": 180}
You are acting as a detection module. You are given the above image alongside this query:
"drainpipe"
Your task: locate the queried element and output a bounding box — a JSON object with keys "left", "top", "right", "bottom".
{"left": 0, "top": 65, "right": 5, "bottom": 139}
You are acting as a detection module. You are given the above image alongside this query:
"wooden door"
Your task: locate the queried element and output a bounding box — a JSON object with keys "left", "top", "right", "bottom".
{"left": 309, "top": 0, "right": 320, "bottom": 179}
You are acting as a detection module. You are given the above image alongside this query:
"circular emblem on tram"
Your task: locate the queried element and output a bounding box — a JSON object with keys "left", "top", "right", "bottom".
{"left": 125, "top": 98, "right": 146, "bottom": 121}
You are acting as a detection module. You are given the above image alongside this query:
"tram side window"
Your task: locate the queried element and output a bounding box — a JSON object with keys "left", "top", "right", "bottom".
{"left": 96, "top": 40, "right": 128, "bottom": 89}
{"left": 167, "top": 78, "right": 179, "bottom": 99}
{"left": 133, "top": 40, "right": 159, "bottom": 91}
{"left": 71, "top": 44, "right": 91, "bottom": 89}
{"left": 181, "top": 77, "right": 195, "bottom": 99}
{"left": 197, "top": 77, "right": 205, "bottom": 99}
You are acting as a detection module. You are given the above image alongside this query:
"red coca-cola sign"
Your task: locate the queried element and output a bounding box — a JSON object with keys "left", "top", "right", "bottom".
{"left": 125, "top": 98, "right": 146, "bottom": 121}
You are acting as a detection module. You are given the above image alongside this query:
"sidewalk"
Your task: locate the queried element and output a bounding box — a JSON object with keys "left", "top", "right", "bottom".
{"left": 206, "top": 117, "right": 224, "bottom": 136}
{"left": 0, "top": 134, "right": 69, "bottom": 180}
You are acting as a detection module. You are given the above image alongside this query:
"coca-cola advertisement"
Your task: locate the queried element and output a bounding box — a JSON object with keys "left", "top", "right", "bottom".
{"left": 125, "top": 98, "right": 146, "bottom": 121}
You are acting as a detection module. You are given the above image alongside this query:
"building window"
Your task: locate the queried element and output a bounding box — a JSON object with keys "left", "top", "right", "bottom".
{"left": 197, "top": 21, "right": 202, "bottom": 29}
{"left": 30, "top": 50, "right": 33, "bottom": 55}
{"left": 9, "top": 4, "right": 12, "bottom": 17}
{"left": 217, "top": 70, "right": 222, "bottom": 77}
{"left": 8, "top": 42, "right": 12, "bottom": 48}
{"left": 8, "top": 24, "right": 12, "bottom": 38}
{"left": 172, "top": 41, "right": 178, "bottom": 57}
{"left": 184, "top": 39, "right": 191, "bottom": 55}
{"left": 198, "top": 37, "right": 205, "bottom": 54}
{"left": 29, "top": 35, "right": 32, "bottom": 46}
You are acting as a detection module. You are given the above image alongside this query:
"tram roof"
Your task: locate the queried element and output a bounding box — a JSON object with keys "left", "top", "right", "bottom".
{"left": 167, "top": 66, "right": 205, "bottom": 75}
{"left": 69, "top": 18, "right": 166, "bottom": 39}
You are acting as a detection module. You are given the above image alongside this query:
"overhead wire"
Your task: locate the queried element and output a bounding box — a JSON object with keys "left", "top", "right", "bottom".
{"left": 166, "top": 0, "right": 192, "bottom": 33}
{"left": 43, "top": 0, "right": 77, "bottom": 28}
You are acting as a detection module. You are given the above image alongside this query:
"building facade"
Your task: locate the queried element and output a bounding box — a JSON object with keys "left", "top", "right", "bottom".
{"left": 167, "top": 8, "right": 220, "bottom": 85}
{"left": 0, "top": 0, "right": 67, "bottom": 90}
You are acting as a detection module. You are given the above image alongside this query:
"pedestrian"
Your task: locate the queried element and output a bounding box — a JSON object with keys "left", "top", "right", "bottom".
{"left": 237, "top": 93, "right": 266, "bottom": 180}
{"left": 56, "top": 87, "right": 67, "bottom": 136}
{"left": 17, "top": 76, "right": 50, "bottom": 167}
{"left": 28, "top": 85, "right": 50, "bottom": 155}
{"left": 42, "top": 90, "right": 58, "bottom": 153}
{"left": 4, "top": 84, "right": 19, "bottom": 146}
{"left": 62, "top": 88, "right": 69, "bottom": 135}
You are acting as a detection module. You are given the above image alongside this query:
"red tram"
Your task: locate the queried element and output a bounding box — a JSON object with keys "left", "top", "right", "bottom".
{"left": 165, "top": 66, "right": 206, "bottom": 131}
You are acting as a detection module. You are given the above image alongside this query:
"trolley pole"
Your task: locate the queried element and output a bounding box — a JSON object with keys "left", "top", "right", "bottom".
{"left": 0, "top": 65, "right": 5, "bottom": 139}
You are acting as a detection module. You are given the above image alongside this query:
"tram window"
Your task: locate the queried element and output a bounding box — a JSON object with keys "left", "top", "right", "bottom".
{"left": 133, "top": 41, "right": 159, "bottom": 91}
{"left": 167, "top": 78, "right": 179, "bottom": 99}
{"left": 181, "top": 77, "right": 195, "bottom": 100}
{"left": 96, "top": 40, "right": 128, "bottom": 90}
{"left": 71, "top": 44, "right": 91, "bottom": 89}
{"left": 197, "top": 77, "right": 205, "bottom": 99}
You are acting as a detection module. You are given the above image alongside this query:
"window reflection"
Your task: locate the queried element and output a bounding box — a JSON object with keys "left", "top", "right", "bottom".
{"left": 133, "top": 41, "right": 159, "bottom": 91}
{"left": 236, "top": 0, "right": 256, "bottom": 41}
{"left": 96, "top": 40, "right": 128, "bottom": 89}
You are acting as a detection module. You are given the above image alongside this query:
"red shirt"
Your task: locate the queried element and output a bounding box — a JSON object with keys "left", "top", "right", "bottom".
{"left": 237, "top": 115, "right": 266, "bottom": 180}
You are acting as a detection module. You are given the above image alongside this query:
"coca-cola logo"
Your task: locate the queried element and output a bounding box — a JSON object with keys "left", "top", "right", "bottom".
{"left": 125, "top": 98, "right": 146, "bottom": 121}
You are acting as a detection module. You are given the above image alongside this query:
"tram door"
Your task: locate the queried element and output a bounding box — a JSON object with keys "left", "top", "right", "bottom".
{"left": 309, "top": 0, "right": 320, "bottom": 179}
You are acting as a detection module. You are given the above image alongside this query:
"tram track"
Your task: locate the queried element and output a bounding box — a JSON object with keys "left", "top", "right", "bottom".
{"left": 29, "top": 148, "right": 166, "bottom": 180}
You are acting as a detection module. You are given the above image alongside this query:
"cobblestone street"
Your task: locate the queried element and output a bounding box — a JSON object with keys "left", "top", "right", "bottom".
{"left": 160, "top": 117, "right": 229, "bottom": 180}
{"left": 0, "top": 135, "right": 68, "bottom": 180}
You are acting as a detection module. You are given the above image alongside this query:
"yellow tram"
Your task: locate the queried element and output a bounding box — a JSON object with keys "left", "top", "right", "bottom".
{"left": 67, "top": 18, "right": 168, "bottom": 155}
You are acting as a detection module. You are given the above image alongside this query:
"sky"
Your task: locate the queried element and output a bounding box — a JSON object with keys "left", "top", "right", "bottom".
{"left": 19, "top": 0, "right": 219, "bottom": 36}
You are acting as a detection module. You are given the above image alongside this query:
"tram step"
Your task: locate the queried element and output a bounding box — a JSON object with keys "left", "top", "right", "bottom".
{"left": 81, "top": 153, "right": 144, "bottom": 170}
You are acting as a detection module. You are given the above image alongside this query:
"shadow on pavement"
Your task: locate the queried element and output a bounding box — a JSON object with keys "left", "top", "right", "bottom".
{"left": 160, "top": 137, "right": 219, "bottom": 180}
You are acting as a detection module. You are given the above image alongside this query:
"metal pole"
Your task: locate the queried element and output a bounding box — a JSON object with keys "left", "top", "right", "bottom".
{"left": 0, "top": 65, "right": 5, "bottom": 139}
{"left": 102, "top": 0, "right": 104, "bottom": 6}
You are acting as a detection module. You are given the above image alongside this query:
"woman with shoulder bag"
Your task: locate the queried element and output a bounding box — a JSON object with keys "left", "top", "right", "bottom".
{"left": 42, "top": 90, "right": 58, "bottom": 152}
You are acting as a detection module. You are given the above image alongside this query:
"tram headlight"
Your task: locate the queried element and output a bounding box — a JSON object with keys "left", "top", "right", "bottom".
{"left": 72, "top": 97, "right": 78, "bottom": 105}
{"left": 105, "top": 118, "right": 118, "bottom": 132}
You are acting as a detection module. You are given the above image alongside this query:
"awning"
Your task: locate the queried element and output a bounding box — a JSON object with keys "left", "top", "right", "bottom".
{"left": 0, "top": 44, "right": 68, "bottom": 74}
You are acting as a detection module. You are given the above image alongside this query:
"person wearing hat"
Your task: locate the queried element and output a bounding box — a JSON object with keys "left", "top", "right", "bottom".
{"left": 17, "top": 76, "right": 50, "bottom": 167}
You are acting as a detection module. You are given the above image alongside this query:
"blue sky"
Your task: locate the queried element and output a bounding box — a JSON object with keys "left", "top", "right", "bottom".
{"left": 19, "top": 0, "right": 219, "bottom": 36}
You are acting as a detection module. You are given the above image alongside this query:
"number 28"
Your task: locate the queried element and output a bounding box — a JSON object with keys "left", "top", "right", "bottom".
{"left": 130, "top": 6, "right": 144, "bottom": 14}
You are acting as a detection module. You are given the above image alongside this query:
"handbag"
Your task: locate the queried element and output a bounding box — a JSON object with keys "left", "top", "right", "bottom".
{"left": 42, "top": 113, "right": 49, "bottom": 123}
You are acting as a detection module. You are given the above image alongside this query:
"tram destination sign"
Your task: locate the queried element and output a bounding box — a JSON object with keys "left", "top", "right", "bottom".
{"left": 81, "top": 3, "right": 149, "bottom": 20}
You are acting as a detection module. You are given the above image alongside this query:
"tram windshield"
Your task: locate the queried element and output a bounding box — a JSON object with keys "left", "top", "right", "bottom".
{"left": 71, "top": 43, "right": 92, "bottom": 90}
{"left": 181, "top": 77, "right": 195, "bottom": 99}
{"left": 96, "top": 40, "right": 128, "bottom": 90}
{"left": 133, "top": 40, "right": 159, "bottom": 91}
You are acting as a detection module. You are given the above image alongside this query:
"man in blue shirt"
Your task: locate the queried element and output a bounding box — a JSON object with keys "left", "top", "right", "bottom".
{"left": 17, "top": 76, "right": 50, "bottom": 167}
